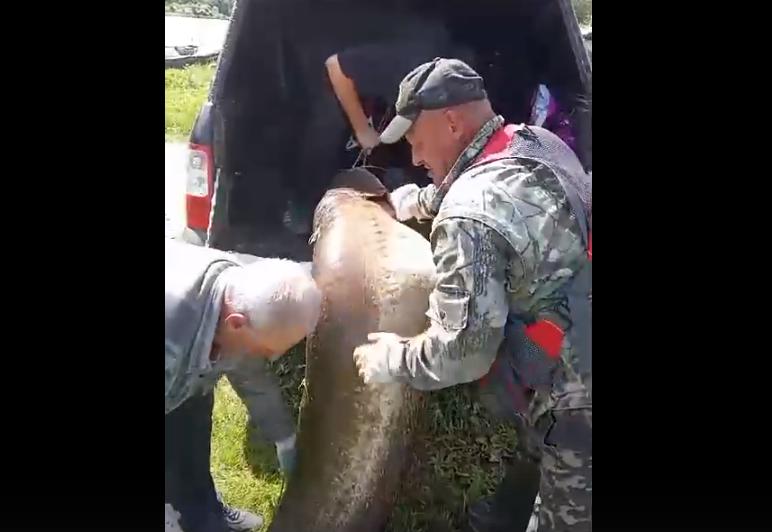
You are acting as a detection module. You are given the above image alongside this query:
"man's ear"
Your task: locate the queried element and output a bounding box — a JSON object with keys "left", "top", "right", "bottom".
{"left": 444, "top": 109, "right": 463, "bottom": 140}
{"left": 224, "top": 312, "right": 247, "bottom": 331}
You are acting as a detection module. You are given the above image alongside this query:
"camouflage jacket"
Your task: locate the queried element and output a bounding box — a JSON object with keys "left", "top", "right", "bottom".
{"left": 376, "top": 116, "right": 589, "bottom": 393}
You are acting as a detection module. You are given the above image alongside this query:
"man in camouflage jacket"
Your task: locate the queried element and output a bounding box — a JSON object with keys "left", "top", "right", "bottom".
{"left": 353, "top": 58, "right": 592, "bottom": 531}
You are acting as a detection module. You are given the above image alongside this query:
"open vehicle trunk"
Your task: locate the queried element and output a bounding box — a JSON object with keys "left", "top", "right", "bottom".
{"left": 190, "top": 0, "right": 592, "bottom": 260}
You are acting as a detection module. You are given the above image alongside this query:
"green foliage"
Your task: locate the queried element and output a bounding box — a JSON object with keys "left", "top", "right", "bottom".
{"left": 165, "top": 62, "right": 216, "bottom": 140}
{"left": 165, "top": 0, "right": 233, "bottom": 18}
{"left": 572, "top": 0, "right": 592, "bottom": 25}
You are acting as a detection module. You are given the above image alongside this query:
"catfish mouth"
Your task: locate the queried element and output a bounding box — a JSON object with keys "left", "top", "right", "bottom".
{"left": 311, "top": 169, "right": 396, "bottom": 236}
{"left": 329, "top": 168, "right": 390, "bottom": 198}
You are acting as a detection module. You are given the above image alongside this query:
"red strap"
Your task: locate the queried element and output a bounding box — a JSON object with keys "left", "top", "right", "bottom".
{"left": 475, "top": 124, "right": 519, "bottom": 166}
{"left": 477, "top": 357, "right": 496, "bottom": 387}
{"left": 525, "top": 320, "right": 564, "bottom": 359}
{"left": 477, "top": 126, "right": 593, "bottom": 262}
{"left": 587, "top": 230, "right": 592, "bottom": 260}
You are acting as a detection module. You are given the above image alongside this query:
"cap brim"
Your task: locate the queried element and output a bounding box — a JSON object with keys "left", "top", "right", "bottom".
{"left": 379, "top": 115, "right": 414, "bottom": 144}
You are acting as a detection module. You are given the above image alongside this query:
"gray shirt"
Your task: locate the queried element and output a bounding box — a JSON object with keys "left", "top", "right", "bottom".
{"left": 164, "top": 241, "right": 296, "bottom": 442}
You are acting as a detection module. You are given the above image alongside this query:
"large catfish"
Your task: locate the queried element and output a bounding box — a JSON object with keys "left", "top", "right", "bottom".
{"left": 269, "top": 169, "right": 436, "bottom": 531}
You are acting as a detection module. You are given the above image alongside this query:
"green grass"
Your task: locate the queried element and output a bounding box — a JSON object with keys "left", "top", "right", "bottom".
{"left": 211, "top": 379, "right": 284, "bottom": 520}
{"left": 387, "top": 386, "right": 518, "bottom": 532}
{"left": 210, "top": 345, "right": 307, "bottom": 525}
{"left": 165, "top": 62, "right": 216, "bottom": 141}
{"left": 210, "top": 343, "right": 519, "bottom": 531}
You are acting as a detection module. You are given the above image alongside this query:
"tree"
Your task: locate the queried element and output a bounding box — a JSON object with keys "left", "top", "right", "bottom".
{"left": 571, "top": 0, "right": 592, "bottom": 25}
{"left": 165, "top": 0, "right": 232, "bottom": 18}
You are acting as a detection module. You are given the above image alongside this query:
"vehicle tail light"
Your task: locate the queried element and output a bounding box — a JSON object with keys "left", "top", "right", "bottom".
{"left": 185, "top": 143, "right": 214, "bottom": 230}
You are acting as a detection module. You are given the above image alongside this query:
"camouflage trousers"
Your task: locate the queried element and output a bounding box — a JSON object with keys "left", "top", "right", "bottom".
{"left": 479, "top": 357, "right": 592, "bottom": 531}
{"left": 527, "top": 407, "right": 592, "bottom": 531}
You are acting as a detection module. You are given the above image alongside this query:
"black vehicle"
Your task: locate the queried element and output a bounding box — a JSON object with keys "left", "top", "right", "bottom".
{"left": 182, "top": 0, "right": 592, "bottom": 260}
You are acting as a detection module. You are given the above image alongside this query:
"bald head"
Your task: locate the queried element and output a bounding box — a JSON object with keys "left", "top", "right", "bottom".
{"left": 405, "top": 98, "right": 496, "bottom": 185}
{"left": 215, "top": 259, "right": 321, "bottom": 359}
{"left": 445, "top": 99, "right": 496, "bottom": 145}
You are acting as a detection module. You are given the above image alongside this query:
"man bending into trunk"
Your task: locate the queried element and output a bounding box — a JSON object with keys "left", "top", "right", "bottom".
{"left": 284, "top": 23, "right": 466, "bottom": 235}
{"left": 324, "top": 34, "right": 455, "bottom": 152}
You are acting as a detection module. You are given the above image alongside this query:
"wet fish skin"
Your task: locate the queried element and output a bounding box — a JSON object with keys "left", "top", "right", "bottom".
{"left": 268, "top": 170, "right": 435, "bottom": 532}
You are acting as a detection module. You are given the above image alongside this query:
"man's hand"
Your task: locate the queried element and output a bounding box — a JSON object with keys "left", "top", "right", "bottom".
{"left": 355, "top": 125, "right": 381, "bottom": 151}
{"left": 353, "top": 332, "right": 405, "bottom": 384}
{"left": 389, "top": 183, "right": 421, "bottom": 221}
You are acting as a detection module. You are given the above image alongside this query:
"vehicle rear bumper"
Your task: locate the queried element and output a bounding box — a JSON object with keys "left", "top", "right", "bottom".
{"left": 181, "top": 227, "right": 206, "bottom": 246}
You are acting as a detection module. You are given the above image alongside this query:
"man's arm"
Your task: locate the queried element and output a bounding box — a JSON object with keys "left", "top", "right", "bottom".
{"left": 325, "top": 54, "right": 379, "bottom": 150}
{"left": 225, "top": 357, "right": 296, "bottom": 443}
{"left": 354, "top": 218, "right": 512, "bottom": 390}
{"left": 390, "top": 183, "right": 438, "bottom": 221}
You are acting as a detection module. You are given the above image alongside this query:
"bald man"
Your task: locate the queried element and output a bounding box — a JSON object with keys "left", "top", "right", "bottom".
{"left": 353, "top": 59, "right": 592, "bottom": 531}
{"left": 165, "top": 241, "right": 321, "bottom": 532}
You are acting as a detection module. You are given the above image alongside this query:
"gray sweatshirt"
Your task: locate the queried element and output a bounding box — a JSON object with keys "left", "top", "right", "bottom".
{"left": 164, "top": 240, "right": 295, "bottom": 442}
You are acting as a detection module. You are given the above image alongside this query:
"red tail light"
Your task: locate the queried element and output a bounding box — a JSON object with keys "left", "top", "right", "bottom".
{"left": 185, "top": 143, "right": 214, "bottom": 231}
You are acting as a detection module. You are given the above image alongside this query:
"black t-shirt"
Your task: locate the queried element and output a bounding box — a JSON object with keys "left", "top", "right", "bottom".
{"left": 337, "top": 38, "right": 457, "bottom": 106}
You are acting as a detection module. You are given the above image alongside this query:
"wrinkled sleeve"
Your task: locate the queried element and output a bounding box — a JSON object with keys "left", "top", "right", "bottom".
{"left": 415, "top": 184, "right": 438, "bottom": 220}
{"left": 225, "top": 357, "right": 296, "bottom": 443}
{"left": 387, "top": 218, "right": 511, "bottom": 390}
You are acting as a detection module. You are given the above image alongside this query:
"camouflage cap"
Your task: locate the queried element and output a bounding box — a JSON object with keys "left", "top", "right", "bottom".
{"left": 380, "top": 58, "right": 487, "bottom": 144}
